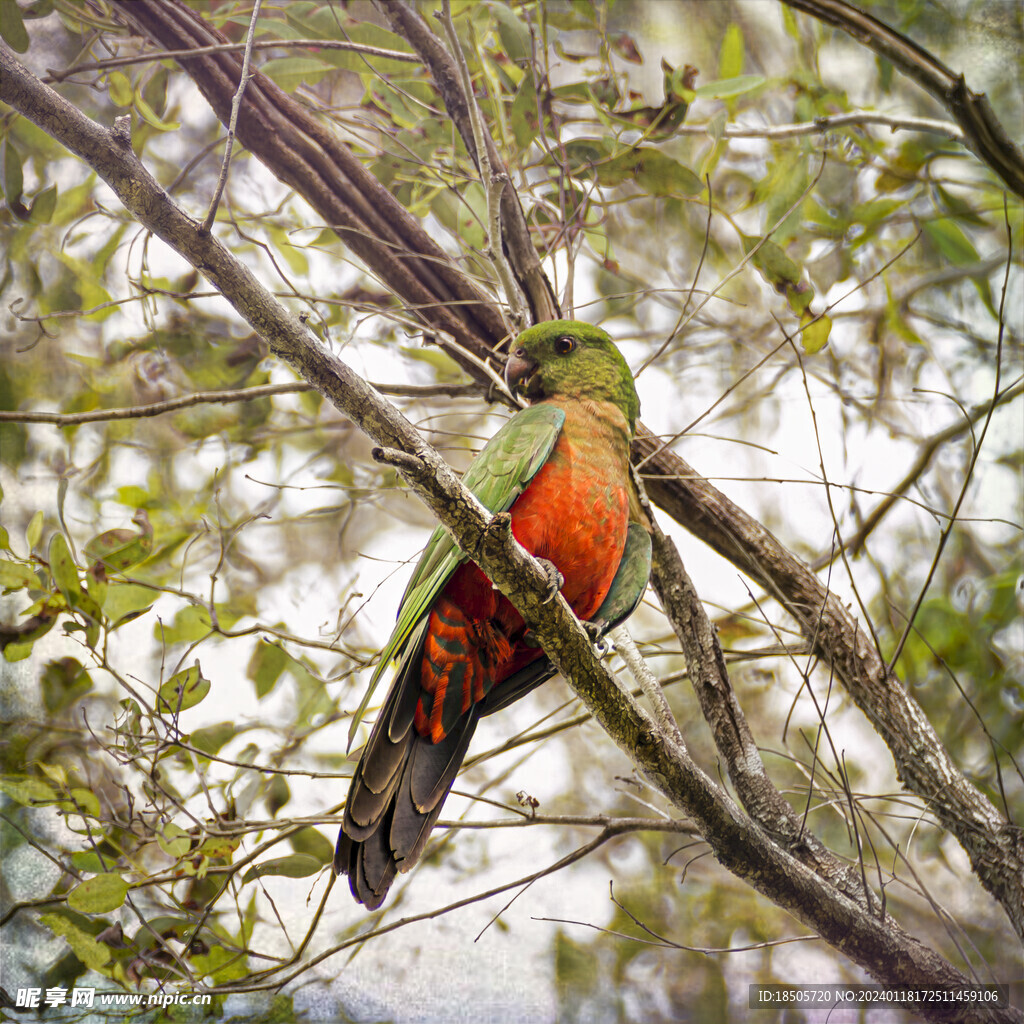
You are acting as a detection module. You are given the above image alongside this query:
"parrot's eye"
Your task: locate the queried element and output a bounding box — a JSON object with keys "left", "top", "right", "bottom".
{"left": 554, "top": 335, "right": 576, "bottom": 355}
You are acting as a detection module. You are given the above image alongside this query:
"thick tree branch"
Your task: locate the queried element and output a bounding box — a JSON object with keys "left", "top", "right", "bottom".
{"left": 634, "top": 426, "right": 1024, "bottom": 942}
{"left": 781, "top": 0, "right": 1024, "bottom": 197}
{"left": 3, "top": 43, "right": 1017, "bottom": 1020}
{"left": 646, "top": 515, "right": 880, "bottom": 914}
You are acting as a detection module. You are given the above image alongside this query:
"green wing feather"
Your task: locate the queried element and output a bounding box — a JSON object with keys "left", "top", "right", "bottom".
{"left": 347, "top": 403, "right": 565, "bottom": 746}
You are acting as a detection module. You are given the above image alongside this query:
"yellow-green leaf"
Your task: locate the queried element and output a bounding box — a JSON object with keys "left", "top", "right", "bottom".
{"left": 102, "top": 583, "right": 157, "bottom": 628}
{"left": 67, "top": 873, "right": 130, "bottom": 914}
{"left": 800, "top": 310, "right": 832, "bottom": 354}
{"left": 60, "top": 787, "right": 102, "bottom": 820}
{"left": 133, "top": 88, "right": 180, "bottom": 131}
{"left": 108, "top": 70, "right": 132, "bottom": 107}
{"left": 37, "top": 761, "right": 68, "bottom": 787}
{"left": 28, "top": 183, "right": 57, "bottom": 223}
{"left": 0, "top": 559, "right": 36, "bottom": 589}
{"left": 39, "top": 914, "right": 111, "bottom": 971}
{"left": 0, "top": 775, "right": 57, "bottom": 805}
{"left": 84, "top": 512, "right": 153, "bottom": 573}
{"left": 693, "top": 75, "right": 764, "bottom": 100}
{"left": 241, "top": 853, "right": 322, "bottom": 884}
{"left": 158, "top": 662, "right": 210, "bottom": 714}
{"left": 719, "top": 24, "right": 744, "bottom": 80}
{"left": 49, "top": 532, "right": 82, "bottom": 605}
{"left": 259, "top": 56, "right": 332, "bottom": 92}
{"left": 26, "top": 509, "right": 44, "bottom": 552}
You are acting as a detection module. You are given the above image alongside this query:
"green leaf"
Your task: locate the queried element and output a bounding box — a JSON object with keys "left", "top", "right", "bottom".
{"left": 743, "top": 234, "right": 802, "bottom": 290}
{"left": 190, "top": 721, "right": 235, "bottom": 756}
{"left": 101, "top": 583, "right": 156, "bottom": 628}
{"left": 156, "top": 603, "right": 211, "bottom": 645}
{"left": 3, "top": 639, "right": 36, "bottom": 661}
{"left": 289, "top": 826, "right": 334, "bottom": 865}
{"left": 39, "top": 914, "right": 111, "bottom": 972}
{"left": 267, "top": 225, "right": 309, "bottom": 276}
{"left": 67, "top": 873, "right": 129, "bottom": 914}
{"left": 28, "top": 183, "right": 57, "bottom": 223}
{"left": 116, "top": 486, "right": 150, "bottom": 508}
{"left": 157, "top": 823, "right": 191, "bottom": 859}
{"left": 241, "top": 853, "right": 322, "bottom": 884}
{"left": 923, "top": 217, "right": 979, "bottom": 265}
{"left": 259, "top": 56, "right": 333, "bottom": 92}
{"left": 83, "top": 511, "right": 153, "bottom": 572}
{"left": 61, "top": 787, "right": 101, "bottom": 820}
{"left": 0, "top": 558, "right": 35, "bottom": 589}
{"left": 49, "top": 532, "right": 82, "bottom": 605}
{"left": 922, "top": 217, "right": 995, "bottom": 315}
{"left": 26, "top": 509, "right": 44, "bottom": 551}
{"left": 247, "top": 639, "right": 289, "bottom": 698}
{"left": 41, "top": 657, "right": 93, "bottom": 714}
{"left": 487, "top": 1, "right": 531, "bottom": 62}
{"left": 608, "top": 150, "right": 703, "bottom": 196}
{"left": 566, "top": 142, "right": 703, "bottom": 196}
{"left": 158, "top": 662, "right": 211, "bottom": 714}
{"left": 0, "top": 0, "right": 29, "bottom": 53}
{"left": 71, "top": 850, "right": 105, "bottom": 875}
{"left": 1, "top": 137, "right": 22, "bottom": 208}
{"left": 719, "top": 24, "right": 744, "bottom": 80}
{"left": 108, "top": 70, "right": 132, "bottom": 107}
{"left": 0, "top": 775, "right": 57, "bottom": 805}
{"left": 693, "top": 75, "right": 764, "bottom": 100}
{"left": 266, "top": 773, "right": 290, "bottom": 816}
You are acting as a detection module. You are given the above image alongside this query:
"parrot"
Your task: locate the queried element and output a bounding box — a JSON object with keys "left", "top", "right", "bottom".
{"left": 334, "top": 320, "right": 652, "bottom": 909}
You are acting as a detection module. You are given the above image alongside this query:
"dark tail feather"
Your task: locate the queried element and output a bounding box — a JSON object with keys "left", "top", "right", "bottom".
{"left": 335, "top": 698, "right": 479, "bottom": 908}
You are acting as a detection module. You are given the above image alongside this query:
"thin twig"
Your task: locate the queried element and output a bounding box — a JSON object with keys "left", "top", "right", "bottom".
{"left": 201, "top": 0, "right": 263, "bottom": 233}
{"left": 886, "top": 204, "right": 1012, "bottom": 675}
{"left": 0, "top": 380, "right": 481, "bottom": 425}
{"left": 436, "top": 1, "right": 529, "bottom": 331}
{"left": 42, "top": 38, "right": 420, "bottom": 83}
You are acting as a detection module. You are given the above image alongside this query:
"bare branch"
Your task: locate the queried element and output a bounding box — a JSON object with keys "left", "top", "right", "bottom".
{"left": 0, "top": 381, "right": 481, "bottom": 424}
{"left": 200, "top": 0, "right": 262, "bottom": 233}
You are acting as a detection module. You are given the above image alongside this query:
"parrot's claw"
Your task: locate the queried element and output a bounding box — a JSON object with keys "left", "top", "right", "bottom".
{"left": 536, "top": 559, "right": 564, "bottom": 603}
{"left": 584, "top": 618, "right": 610, "bottom": 654}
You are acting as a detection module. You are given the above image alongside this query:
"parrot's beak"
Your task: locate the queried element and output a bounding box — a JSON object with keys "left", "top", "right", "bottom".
{"left": 505, "top": 348, "right": 541, "bottom": 398}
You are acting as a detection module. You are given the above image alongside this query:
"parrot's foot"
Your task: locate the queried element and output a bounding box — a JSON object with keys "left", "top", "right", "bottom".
{"left": 583, "top": 618, "right": 611, "bottom": 654}
{"left": 535, "top": 559, "right": 564, "bottom": 603}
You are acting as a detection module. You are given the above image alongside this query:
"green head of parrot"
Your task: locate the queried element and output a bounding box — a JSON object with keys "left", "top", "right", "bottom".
{"left": 505, "top": 320, "right": 640, "bottom": 432}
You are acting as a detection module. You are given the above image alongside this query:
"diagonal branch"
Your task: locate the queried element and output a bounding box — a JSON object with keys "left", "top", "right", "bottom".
{"left": 634, "top": 425, "right": 1024, "bottom": 942}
